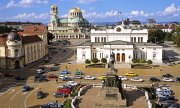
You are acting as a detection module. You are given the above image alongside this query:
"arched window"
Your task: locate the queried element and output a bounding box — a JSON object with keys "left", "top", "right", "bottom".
{"left": 15, "top": 49, "right": 19, "bottom": 57}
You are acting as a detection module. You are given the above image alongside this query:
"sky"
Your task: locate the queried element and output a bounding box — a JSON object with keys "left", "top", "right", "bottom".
{"left": 0, "top": 0, "right": 180, "bottom": 23}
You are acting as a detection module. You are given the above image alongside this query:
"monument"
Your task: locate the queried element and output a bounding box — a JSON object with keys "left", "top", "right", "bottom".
{"left": 97, "top": 53, "right": 126, "bottom": 107}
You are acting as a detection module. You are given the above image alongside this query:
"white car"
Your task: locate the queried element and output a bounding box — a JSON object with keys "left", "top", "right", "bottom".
{"left": 131, "top": 77, "right": 144, "bottom": 82}
{"left": 118, "top": 76, "right": 128, "bottom": 81}
{"left": 84, "top": 75, "right": 96, "bottom": 80}
{"left": 67, "top": 81, "right": 78, "bottom": 86}
{"left": 59, "top": 75, "right": 68, "bottom": 79}
{"left": 162, "top": 77, "right": 174, "bottom": 82}
{"left": 36, "top": 69, "right": 44, "bottom": 74}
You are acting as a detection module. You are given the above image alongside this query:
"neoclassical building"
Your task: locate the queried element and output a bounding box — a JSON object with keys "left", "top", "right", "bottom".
{"left": 77, "top": 23, "right": 163, "bottom": 64}
{"left": 0, "top": 25, "right": 48, "bottom": 69}
{"left": 48, "top": 5, "right": 90, "bottom": 39}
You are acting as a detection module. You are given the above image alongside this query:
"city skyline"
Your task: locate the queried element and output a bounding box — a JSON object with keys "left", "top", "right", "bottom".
{"left": 0, "top": 0, "right": 180, "bottom": 23}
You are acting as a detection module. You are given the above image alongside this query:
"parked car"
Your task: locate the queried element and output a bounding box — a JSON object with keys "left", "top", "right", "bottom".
{"left": 22, "top": 85, "right": 30, "bottom": 92}
{"left": 176, "top": 77, "right": 180, "bottom": 83}
{"left": 62, "top": 77, "right": 72, "bottom": 81}
{"left": 169, "top": 103, "right": 180, "bottom": 108}
{"left": 37, "top": 76, "right": 48, "bottom": 82}
{"left": 130, "top": 77, "right": 144, "bottom": 82}
{"left": 15, "top": 76, "right": 25, "bottom": 80}
{"left": 67, "top": 81, "right": 78, "bottom": 86}
{"left": 47, "top": 74, "right": 58, "bottom": 79}
{"left": 56, "top": 88, "right": 71, "bottom": 95}
{"left": 125, "top": 72, "right": 137, "bottom": 76}
{"left": 54, "top": 92, "right": 65, "bottom": 98}
{"left": 74, "top": 71, "right": 84, "bottom": 75}
{"left": 162, "top": 77, "right": 174, "bottom": 82}
{"left": 59, "top": 75, "right": 65, "bottom": 79}
{"left": 162, "top": 74, "right": 173, "bottom": 78}
{"left": 54, "top": 63, "right": 60, "bottom": 66}
{"left": 118, "top": 76, "right": 128, "bottom": 81}
{"left": 38, "top": 66, "right": 45, "bottom": 70}
{"left": 40, "top": 102, "right": 63, "bottom": 108}
{"left": 84, "top": 75, "right": 96, "bottom": 80}
{"left": 51, "top": 66, "right": 59, "bottom": 71}
{"left": 4, "top": 73, "right": 14, "bottom": 77}
{"left": 149, "top": 77, "right": 161, "bottom": 82}
{"left": 73, "top": 75, "right": 82, "bottom": 79}
{"left": 37, "top": 69, "right": 45, "bottom": 74}
{"left": 98, "top": 75, "right": 106, "bottom": 80}
{"left": 159, "top": 100, "right": 175, "bottom": 107}
{"left": 167, "top": 56, "right": 173, "bottom": 62}
{"left": 60, "top": 70, "right": 69, "bottom": 74}
{"left": 37, "top": 91, "right": 44, "bottom": 99}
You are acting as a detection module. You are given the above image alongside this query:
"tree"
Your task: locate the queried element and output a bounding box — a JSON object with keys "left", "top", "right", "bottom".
{"left": 85, "top": 59, "right": 91, "bottom": 64}
{"left": 91, "top": 58, "right": 99, "bottom": 64}
{"left": 101, "top": 58, "right": 107, "bottom": 63}
{"left": 47, "top": 32, "right": 55, "bottom": 44}
{"left": 148, "top": 29, "right": 166, "bottom": 43}
{"left": 147, "top": 60, "right": 152, "bottom": 65}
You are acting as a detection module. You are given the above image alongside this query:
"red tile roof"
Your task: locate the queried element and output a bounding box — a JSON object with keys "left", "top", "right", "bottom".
{"left": 0, "top": 34, "right": 7, "bottom": 45}
{"left": 23, "top": 25, "right": 47, "bottom": 33}
{"left": 21, "top": 35, "right": 43, "bottom": 44}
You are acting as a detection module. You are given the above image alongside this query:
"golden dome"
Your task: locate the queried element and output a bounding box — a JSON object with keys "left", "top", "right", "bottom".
{"left": 69, "top": 7, "right": 82, "bottom": 13}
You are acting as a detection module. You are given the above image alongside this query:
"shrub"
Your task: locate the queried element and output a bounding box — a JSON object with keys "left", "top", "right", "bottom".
{"left": 132, "top": 59, "right": 137, "bottom": 63}
{"left": 101, "top": 58, "right": 107, "bottom": 63}
{"left": 85, "top": 59, "right": 91, "bottom": 64}
{"left": 139, "top": 59, "right": 146, "bottom": 63}
{"left": 147, "top": 60, "right": 152, "bottom": 64}
{"left": 91, "top": 58, "right": 99, "bottom": 64}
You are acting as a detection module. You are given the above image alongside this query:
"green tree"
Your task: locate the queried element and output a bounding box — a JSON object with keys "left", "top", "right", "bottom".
{"left": 47, "top": 32, "right": 54, "bottom": 44}
{"left": 101, "top": 58, "right": 107, "bottom": 63}
{"left": 148, "top": 29, "right": 166, "bottom": 43}
{"left": 91, "top": 58, "right": 99, "bottom": 64}
{"left": 147, "top": 60, "right": 152, "bottom": 65}
{"left": 85, "top": 59, "right": 91, "bottom": 64}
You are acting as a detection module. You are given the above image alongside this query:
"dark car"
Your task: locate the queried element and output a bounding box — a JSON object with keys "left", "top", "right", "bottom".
{"left": 37, "top": 91, "right": 44, "bottom": 99}
{"left": 62, "top": 77, "right": 72, "bottom": 81}
{"left": 37, "top": 76, "right": 48, "bottom": 82}
{"left": 54, "top": 63, "right": 60, "bottom": 66}
{"left": 15, "top": 76, "right": 25, "bottom": 80}
{"left": 62, "top": 49, "right": 66, "bottom": 52}
{"left": 40, "top": 102, "right": 63, "bottom": 108}
{"left": 159, "top": 96, "right": 175, "bottom": 102}
{"left": 35, "top": 74, "right": 42, "bottom": 79}
{"left": 74, "top": 71, "right": 84, "bottom": 75}
{"left": 51, "top": 66, "right": 59, "bottom": 71}
{"left": 162, "top": 74, "right": 173, "bottom": 78}
{"left": 54, "top": 92, "right": 65, "bottom": 98}
{"left": 4, "top": 73, "right": 14, "bottom": 77}
{"left": 22, "top": 85, "right": 30, "bottom": 92}
{"left": 176, "top": 77, "right": 180, "bottom": 83}
{"left": 149, "top": 77, "right": 161, "bottom": 82}
{"left": 47, "top": 74, "right": 58, "bottom": 79}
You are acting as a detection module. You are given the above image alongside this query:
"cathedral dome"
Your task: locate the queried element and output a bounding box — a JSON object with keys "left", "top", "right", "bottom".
{"left": 7, "top": 31, "right": 21, "bottom": 41}
{"left": 69, "top": 7, "right": 82, "bottom": 13}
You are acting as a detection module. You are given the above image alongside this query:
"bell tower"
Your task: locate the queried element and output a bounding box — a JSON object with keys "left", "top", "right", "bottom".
{"left": 50, "top": 4, "right": 59, "bottom": 29}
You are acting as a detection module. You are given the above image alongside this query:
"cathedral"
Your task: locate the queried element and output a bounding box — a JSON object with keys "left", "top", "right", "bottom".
{"left": 48, "top": 5, "right": 90, "bottom": 39}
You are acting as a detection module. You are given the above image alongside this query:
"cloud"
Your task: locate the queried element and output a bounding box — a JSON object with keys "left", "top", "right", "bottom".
{"left": 77, "top": 0, "right": 98, "bottom": 4}
{"left": 82, "top": 10, "right": 119, "bottom": 19}
{"left": 6, "top": 0, "right": 48, "bottom": 8}
{"left": 12, "top": 12, "right": 48, "bottom": 21}
{"left": 159, "top": 3, "right": 180, "bottom": 16}
{"left": 130, "top": 10, "right": 154, "bottom": 17}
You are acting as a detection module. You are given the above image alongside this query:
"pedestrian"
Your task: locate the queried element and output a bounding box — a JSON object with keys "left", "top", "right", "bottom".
{"left": 160, "top": 67, "right": 162, "bottom": 71}
{"left": 65, "top": 65, "right": 67, "bottom": 70}
{"left": 55, "top": 78, "right": 58, "bottom": 83}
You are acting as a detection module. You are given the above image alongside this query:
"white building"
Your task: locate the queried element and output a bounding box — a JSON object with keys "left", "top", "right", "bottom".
{"left": 77, "top": 24, "right": 163, "bottom": 64}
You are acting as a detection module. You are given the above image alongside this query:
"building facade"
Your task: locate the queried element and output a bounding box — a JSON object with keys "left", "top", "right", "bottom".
{"left": 0, "top": 25, "right": 48, "bottom": 69}
{"left": 48, "top": 5, "right": 90, "bottom": 39}
{"left": 77, "top": 24, "right": 163, "bottom": 64}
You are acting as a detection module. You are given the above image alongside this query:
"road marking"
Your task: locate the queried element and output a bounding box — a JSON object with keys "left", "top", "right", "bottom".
{"left": 9, "top": 89, "right": 21, "bottom": 101}
{"left": 24, "top": 84, "right": 41, "bottom": 108}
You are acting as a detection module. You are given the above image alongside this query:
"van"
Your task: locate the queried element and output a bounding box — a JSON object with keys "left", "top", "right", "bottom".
{"left": 168, "top": 56, "right": 173, "bottom": 62}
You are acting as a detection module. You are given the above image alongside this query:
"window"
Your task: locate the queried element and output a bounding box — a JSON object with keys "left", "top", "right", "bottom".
{"left": 138, "top": 37, "right": 140, "bottom": 42}
{"left": 98, "top": 37, "right": 100, "bottom": 42}
{"left": 95, "top": 37, "right": 97, "bottom": 42}
{"left": 82, "top": 53, "right": 85, "bottom": 59}
{"left": 134, "top": 37, "right": 136, "bottom": 42}
{"left": 134, "top": 53, "right": 137, "bottom": 59}
{"left": 153, "top": 48, "right": 156, "bottom": 50}
{"left": 131, "top": 37, "right": 133, "bottom": 42}
{"left": 8, "top": 49, "right": 11, "bottom": 56}
{"left": 104, "top": 37, "right": 106, "bottom": 42}
{"left": 153, "top": 54, "right": 156, "bottom": 60}
{"left": 93, "top": 53, "right": 97, "bottom": 58}
{"left": 122, "top": 49, "right": 125, "bottom": 51}
{"left": 15, "top": 49, "right": 19, "bottom": 57}
{"left": 100, "top": 53, "right": 103, "bottom": 58}
{"left": 101, "top": 37, "right": 103, "bottom": 42}
{"left": 141, "top": 37, "right": 143, "bottom": 42}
